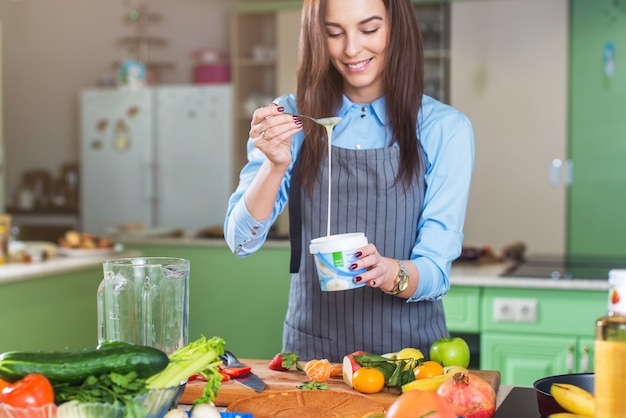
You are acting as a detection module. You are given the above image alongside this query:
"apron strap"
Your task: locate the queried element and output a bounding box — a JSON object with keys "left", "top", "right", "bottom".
{"left": 289, "top": 155, "right": 303, "bottom": 273}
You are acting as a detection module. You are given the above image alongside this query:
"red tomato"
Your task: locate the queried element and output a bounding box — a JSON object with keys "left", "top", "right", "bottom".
{"left": 387, "top": 389, "right": 457, "bottom": 418}
{"left": 0, "top": 373, "right": 54, "bottom": 408}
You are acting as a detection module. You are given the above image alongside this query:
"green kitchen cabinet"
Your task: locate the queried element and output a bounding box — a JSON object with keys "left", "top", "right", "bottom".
{"left": 481, "top": 332, "right": 578, "bottom": 386}
{"left": 568, "top": 0, "right": 626, "bottom": 256}
{"left": 122, "top": 241, "right": 291, "bottom": 360}
{"left": 443, "top": 285, "right": 480, "bottom": 333}
{"left": 0, "top": 266, "right": 103, "bottom": 352}
{"left": 479, "top": 287, "right": 604, "bottom": 386}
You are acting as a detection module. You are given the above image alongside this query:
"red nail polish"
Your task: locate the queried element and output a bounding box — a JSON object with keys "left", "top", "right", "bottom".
{"left": 355, "top": 251, "right": 363, "bottom": 257}
{"left": 350, "top": 263, "right": 358, "bottom": 270}
{"left": 355, "top": 276, "right": 362, "bottom": 283}
{"left": 277, "top": 106, "right": 285, "bottom": 112}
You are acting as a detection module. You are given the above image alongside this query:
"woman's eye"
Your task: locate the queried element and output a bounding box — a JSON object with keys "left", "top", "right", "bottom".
{"left": 362, "top": 27, "right": 379, "bottom": 35}
{"left": 327, "top": 32, "right": 343, "bottom": 38}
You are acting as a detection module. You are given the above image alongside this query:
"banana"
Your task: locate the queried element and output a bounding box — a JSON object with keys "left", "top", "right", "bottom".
{"left": 443, "top": 366, "right": 469, "bottom": 375}
{"left": 550, "top": 383, "right": 595, "bottom": 418}
{"left": 401, "top": 372, "right": 455, "bottom": 392}
{"left": 548, "top": 413, "right": 590, "bottom": 418}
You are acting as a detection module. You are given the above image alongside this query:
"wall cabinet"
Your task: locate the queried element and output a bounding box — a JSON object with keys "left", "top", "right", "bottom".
{"left": 568, "top": 0, "right": 626, "bottom": 256}
{"left": 450, "top": 0, "right": 568, "bottom": 255}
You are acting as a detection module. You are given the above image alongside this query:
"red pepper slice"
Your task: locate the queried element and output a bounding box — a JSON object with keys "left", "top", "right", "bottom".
{"left": 220, "top": 366, "right": 252, "bottom": 378}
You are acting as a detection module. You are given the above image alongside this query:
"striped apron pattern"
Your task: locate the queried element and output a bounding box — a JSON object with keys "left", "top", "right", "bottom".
{"left": 284, "top": 145, "right": 448, "bottom": 362}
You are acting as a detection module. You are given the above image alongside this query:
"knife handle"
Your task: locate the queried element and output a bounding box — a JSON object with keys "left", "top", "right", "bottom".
{"left": 220, "top": 350, "right": 244, "bottom": 368}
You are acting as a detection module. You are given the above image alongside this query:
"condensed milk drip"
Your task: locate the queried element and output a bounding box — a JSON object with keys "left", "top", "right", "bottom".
{"left": 318, "top": 117, "right": 342, "bottom": 237}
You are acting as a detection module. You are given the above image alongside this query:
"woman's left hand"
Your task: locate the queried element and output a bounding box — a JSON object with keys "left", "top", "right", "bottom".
{"left": 351, "top": 243, "right": 398, "bottom": 293}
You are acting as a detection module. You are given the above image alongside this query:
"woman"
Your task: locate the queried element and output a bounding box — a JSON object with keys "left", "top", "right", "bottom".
{"left": 224, "top": 0, "right": 474, "bottom": 362}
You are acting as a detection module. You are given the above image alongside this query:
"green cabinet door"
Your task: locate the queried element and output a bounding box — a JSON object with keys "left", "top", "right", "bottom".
{"left": 569, "top": 0, "right": 626, "bottom": 256}
{"left": 481, "top": 332, "right": 574, "bottom": 386}
{"left": 122, "top": 242, "right": 291, "bottom": 360}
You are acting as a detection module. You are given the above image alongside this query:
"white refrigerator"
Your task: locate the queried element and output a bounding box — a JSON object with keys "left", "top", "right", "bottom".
{"left": 80, "top": 84, "right": 233, "bottom": 235}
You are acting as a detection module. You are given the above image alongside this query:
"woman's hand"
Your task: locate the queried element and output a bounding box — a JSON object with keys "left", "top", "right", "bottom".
{"left": 250, "top": 103, "right": 303, "bottom": 169}
{"left": 351, "top": 243, "right": 398, "bottom": 293}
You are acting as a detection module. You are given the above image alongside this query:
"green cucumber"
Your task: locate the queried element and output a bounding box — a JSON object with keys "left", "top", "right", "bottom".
{"left": 0, "top": 341, "right": 169, "bottom": 384}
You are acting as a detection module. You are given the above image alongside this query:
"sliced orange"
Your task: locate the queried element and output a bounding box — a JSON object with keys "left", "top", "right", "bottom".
{"left": 304, "top": 359, "right": 332, "bottom": 382}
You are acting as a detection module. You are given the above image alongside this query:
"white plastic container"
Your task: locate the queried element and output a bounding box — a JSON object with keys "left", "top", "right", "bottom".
{"left": 309, "top": 233, "right": 368, "bottom": 291}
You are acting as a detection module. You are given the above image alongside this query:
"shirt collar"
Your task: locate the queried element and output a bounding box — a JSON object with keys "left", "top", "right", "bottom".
{"left": 338, "top": 95, "right": 387, "bottom": 126}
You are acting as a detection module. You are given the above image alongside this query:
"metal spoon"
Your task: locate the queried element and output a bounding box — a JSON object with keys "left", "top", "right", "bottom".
{"left": 292, "top": 114, "right": 342, "bottom": 127}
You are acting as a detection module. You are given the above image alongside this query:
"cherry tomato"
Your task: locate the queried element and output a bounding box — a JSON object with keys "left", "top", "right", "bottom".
{"left": 0, "top": 373, "right": 54, "bottom": 408}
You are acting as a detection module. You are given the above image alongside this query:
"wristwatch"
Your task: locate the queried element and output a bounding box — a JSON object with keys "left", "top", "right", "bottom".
{"left": 385, "top": 259, "right": 409, "bottom": 295}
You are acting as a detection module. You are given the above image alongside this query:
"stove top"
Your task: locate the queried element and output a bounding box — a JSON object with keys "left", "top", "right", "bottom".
{"left": 501, "top": 254, "right": 626, "bottom": 280}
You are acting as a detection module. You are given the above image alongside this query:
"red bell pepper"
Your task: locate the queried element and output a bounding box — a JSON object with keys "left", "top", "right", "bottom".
{"left": 0, "top": 373, "right": 54, "bottom": 408}
{"left": 220, "top": 366, "right": 251, "bottom": 378}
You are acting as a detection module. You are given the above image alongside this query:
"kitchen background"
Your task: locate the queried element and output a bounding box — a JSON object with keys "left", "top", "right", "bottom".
{"left": 0, "top": 0, "right": 625, "bottom": 257}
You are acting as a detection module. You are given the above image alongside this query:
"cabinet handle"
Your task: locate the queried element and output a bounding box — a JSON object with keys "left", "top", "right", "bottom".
{"left": 566, "top": 345, "right": 574, "bottom": 374}
{"left": 565, "top": 159, "right": 574, "bottom": 187}
{"left": 581, "top": 345, "right": 590, "bottom": 373}
{"left": 551, "top": 159, "right": 562, "bottom": 187}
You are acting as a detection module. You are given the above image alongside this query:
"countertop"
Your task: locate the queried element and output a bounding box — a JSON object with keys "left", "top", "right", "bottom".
{"left": 0, "top": 233, "right": 611, "bottom": 291}
{"left": 0, "top": 250, "right": 139, "bottom": 285}
{"left": 449, "top": 261, "right": 611, "bottom": 291}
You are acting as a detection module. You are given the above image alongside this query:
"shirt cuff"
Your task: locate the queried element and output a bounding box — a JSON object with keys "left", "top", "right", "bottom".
{"left": 227, "top": 198, "right": 272, "bottom": 256}
{"left": 407, "top": 257, "right": 449, "bottom": 302}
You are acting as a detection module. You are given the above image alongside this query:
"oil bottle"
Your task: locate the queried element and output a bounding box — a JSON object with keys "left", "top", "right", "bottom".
{"left": 594, "top": 269, "right": 626, "bottom": 417}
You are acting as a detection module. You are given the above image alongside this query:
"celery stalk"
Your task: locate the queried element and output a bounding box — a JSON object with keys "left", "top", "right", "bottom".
{"left": 145, "top": 336, "right": 225, "bottom": 403}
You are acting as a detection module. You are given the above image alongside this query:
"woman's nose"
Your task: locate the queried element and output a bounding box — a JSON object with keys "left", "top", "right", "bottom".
{"left": 343, "top": 34, "right": 361, "bottom": 57}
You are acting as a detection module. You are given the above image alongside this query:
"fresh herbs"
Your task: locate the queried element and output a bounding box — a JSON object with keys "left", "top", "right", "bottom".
{"left": 54, "top": 371, "right": 148, "bottom": 418}
{"left": 297, "top": 380, "right": 329, "bottom": 390}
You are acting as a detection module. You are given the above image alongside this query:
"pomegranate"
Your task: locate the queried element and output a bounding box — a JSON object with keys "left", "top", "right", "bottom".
{"left": 436, "top": 372, "right": 496, "bottom": 418}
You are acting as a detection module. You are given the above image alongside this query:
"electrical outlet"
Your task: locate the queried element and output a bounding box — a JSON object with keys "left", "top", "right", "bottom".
{"left": 493, "top": 298, "right": 538, "bottom": 323}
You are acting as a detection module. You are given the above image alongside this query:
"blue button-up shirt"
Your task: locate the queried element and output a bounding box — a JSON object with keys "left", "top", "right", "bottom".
{"left": 225, "top": 94, "right": 475, "bottom": 301}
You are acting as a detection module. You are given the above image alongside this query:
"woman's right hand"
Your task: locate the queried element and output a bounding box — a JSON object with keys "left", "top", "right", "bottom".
{"left": 249, "top": 103, "right": 303, "bottom": 169}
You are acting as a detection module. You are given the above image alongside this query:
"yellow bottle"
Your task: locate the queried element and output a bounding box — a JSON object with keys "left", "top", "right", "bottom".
{"left": 594, "top": 269, "right": 626, "bottom": 418}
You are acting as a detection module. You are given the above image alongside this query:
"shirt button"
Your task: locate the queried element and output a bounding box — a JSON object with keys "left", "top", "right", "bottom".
{"left": 361, "top": 106, "right": 367, "bottom": 112}
{"left": 355, "top": 144, "right": 361, "bottom": 149}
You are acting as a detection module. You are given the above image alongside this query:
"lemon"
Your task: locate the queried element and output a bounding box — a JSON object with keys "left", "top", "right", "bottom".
{"left": 396, "top": 347, "right": 425, "bottom": 369}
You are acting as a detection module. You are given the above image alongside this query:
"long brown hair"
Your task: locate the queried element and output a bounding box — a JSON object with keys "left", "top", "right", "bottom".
{"left": 296, "top": 0, "right": 425, "bottom": 193}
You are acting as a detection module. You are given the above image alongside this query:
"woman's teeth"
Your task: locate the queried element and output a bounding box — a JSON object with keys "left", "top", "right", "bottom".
{"left": 347, "top": 59, "right": 371, "bottom": 70}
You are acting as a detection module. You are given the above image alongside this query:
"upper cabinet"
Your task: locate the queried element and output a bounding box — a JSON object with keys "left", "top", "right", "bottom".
{"left": 230, "top": 2, "right": 302, "bottom": 181}
{"left": 450, "top": 0, "right": 568, "bottom": 255}
{"left": 414, "top": 2, "right": 450, "bottom": 103}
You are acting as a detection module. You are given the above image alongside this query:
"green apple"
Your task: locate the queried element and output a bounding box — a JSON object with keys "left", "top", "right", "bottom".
{"left": 429, "top": 336, "right": 470, "bottom": 368}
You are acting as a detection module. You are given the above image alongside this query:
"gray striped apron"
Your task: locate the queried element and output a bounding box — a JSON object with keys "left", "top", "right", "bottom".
{"left": 284, "top": 145, "right": 448, "bottom": 362}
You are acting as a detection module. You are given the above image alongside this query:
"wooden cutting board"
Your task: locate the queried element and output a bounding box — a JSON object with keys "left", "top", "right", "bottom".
{"left": 179, "top": 359, "right": 501, "bottom": 409}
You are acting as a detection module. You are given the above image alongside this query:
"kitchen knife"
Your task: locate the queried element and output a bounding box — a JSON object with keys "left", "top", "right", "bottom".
{"left": 221, "top": 351, "right": 266, "bottom": 392}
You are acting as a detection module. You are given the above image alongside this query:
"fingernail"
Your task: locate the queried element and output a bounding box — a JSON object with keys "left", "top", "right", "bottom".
{"left": 355, "top": 251, "right": 362, "bottom": 257}
{"left": 277, "top": 106, "right": 285, "bottom": 112}
{"left": 295, "top": 120, "right": 303, "bottom": 126}
{"left": 293, "top": 115, "right": 301, "bottom": 121}
{"left": 371, "top": 281, "right": 376, "bottom": 286}
{"left": 350, "top": 263, "right": 358, "bottom": 270}
{"left": 354, "top": 276, "right": 362, "bottom": 283}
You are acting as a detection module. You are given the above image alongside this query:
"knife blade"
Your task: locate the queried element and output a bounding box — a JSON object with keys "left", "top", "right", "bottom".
{"left": 220, "top": 350, "right": 266, "bottom": 392}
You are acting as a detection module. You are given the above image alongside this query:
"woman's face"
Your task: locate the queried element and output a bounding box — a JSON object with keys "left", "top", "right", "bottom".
{"left": 325, "top": 0, "right": 389, "bottom": 103}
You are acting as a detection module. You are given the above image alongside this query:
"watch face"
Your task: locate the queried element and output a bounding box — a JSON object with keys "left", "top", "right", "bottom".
{"left": 398, "top": 273, "right": 409, "bottom": 292}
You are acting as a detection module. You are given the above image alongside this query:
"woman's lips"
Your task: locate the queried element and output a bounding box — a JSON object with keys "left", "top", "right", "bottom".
{"left": 345, "top": 58, "right": 373, "bottom": 72}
